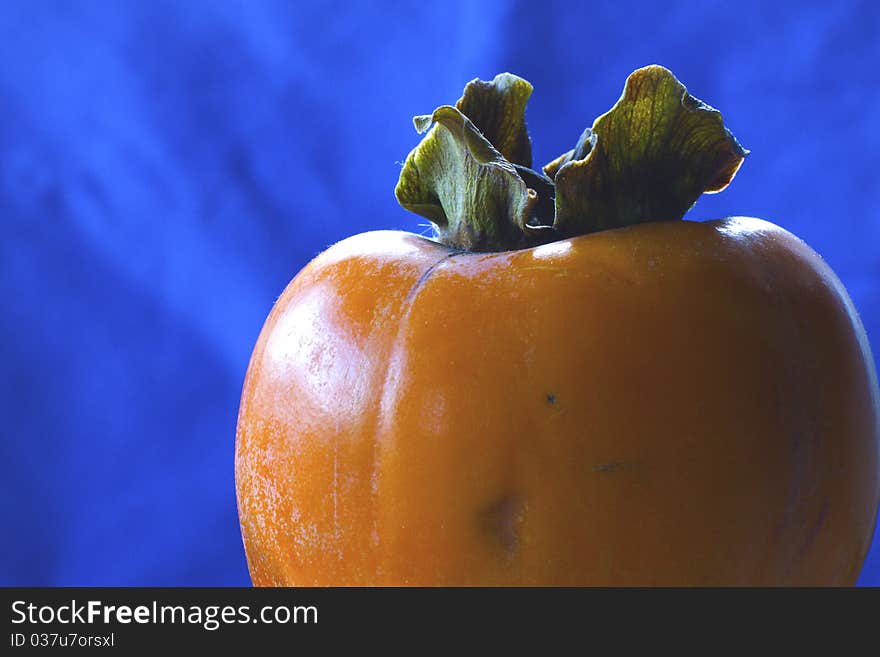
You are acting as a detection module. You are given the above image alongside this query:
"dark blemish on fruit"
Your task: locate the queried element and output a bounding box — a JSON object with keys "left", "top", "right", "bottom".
{"left": 480, "top": 495, "right": 524, "bottom": 557}
{"left": 546, "top": 393, "right": 556, "bottom": 405}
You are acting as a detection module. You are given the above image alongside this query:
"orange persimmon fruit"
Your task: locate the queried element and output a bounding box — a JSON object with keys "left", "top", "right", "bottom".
{"left": 235, "top": 66, "right": 879, "bottom": 585}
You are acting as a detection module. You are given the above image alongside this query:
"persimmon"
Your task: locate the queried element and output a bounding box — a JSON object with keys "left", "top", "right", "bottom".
{"left": 235, "top": 66, "right": 879, "bottom": 585}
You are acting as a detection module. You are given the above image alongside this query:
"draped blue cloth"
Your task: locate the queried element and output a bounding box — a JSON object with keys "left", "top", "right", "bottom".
{"left": 1, "top": 0, "right": 878, "bottom": 585}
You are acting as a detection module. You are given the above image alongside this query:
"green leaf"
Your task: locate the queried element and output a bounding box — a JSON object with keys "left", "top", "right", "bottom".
{"left": 549, "top": 65, "right": 749, "bottom": 235}
{"left": 394, "top": 73, "right": 550, "bottom": 252}
{"left": 455, "top": 73, "right": 534, "bottom": 168}
{"left": 394, "top": 104, "right": 539, "bottom": 252}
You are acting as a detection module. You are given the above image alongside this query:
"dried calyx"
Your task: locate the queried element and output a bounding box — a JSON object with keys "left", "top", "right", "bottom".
{"left": 394, "top": 65, "right": 748, "bottom": 253}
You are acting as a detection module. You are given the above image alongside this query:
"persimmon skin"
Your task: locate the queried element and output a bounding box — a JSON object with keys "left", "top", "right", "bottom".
{"left": 235, "top": 217, "right": 880, "bottom": 586}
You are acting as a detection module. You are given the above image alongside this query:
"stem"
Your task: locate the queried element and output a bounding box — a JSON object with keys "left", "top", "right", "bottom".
{"left": 395, "top": 66, "right": 748, "bottom": 253}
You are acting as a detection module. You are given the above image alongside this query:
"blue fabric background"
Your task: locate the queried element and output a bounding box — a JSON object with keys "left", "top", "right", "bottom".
{"left": 1, "top": 0, "right": 878, "bottom": 585}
